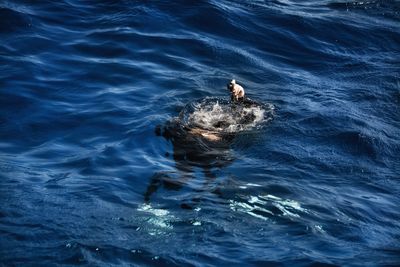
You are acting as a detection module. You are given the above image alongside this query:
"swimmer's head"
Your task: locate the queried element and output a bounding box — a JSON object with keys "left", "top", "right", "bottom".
{"left": 227, "top": 79, "right": 236, "bottom": 92}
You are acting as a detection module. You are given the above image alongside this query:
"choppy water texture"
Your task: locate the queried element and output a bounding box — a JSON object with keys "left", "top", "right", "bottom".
{"left": 1, "top": 0, "right": 400, "bottom": 266}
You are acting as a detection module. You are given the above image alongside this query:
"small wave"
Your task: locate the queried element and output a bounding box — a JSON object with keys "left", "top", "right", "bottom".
{"left": 137, "top": 204, "right": 174, "bottom": 233}
{"left": 230, "top": 194, "right": 308, "bottom": 221}
{"left": 0, "top": 6, "right": 33, "bottom": 33}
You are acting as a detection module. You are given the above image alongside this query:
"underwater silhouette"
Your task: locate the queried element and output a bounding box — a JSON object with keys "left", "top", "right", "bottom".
{"left": 145, "top": 97, "right": 274, "bottom": 208}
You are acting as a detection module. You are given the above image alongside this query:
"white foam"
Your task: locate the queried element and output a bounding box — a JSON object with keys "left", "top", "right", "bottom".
{"left": 187, "top": 101, "right": 269, "bottom": 133}
{"left": 137, "top": 204, "right": 174, "bottom": 230}
{"left": 138, "top": 203, "right": 169, "bottom": 217}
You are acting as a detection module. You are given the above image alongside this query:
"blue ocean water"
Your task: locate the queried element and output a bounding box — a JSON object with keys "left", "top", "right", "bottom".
{"left": 1, "top": 0, "right": 400, "bottom": 265}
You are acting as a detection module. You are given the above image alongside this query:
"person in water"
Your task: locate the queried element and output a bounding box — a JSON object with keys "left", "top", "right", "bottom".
{"left": 189, "top": 79, "right": 248, "bottom": 141}
{"left": 227, "top": 79, "right": 245, "bottom": 101}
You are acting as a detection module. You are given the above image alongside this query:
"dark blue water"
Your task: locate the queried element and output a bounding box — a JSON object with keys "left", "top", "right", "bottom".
{"left": 1, "top": 0, "right": 400, "bottom": 266}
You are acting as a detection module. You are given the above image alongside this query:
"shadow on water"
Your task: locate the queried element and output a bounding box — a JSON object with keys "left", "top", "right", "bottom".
{"left": 144, "top": 97, "right": 274, "bottom": 209}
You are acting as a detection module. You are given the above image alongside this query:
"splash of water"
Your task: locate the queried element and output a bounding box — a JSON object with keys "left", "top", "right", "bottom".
{"left": 180, "top": 97, "right": 274, "bottom": 134}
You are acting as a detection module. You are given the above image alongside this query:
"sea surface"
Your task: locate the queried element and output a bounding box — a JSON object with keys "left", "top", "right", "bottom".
{"left": 1, "top": 0, "right": 400, "bottom": 266}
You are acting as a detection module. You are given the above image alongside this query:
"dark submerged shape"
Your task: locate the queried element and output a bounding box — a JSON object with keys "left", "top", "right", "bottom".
{"left": 148, "top": 97, "right": 274, "bottom": 206}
